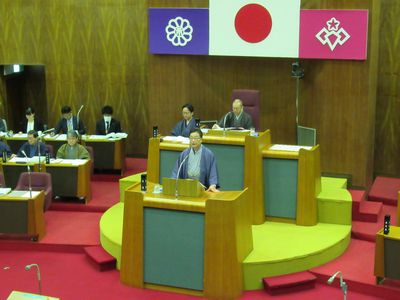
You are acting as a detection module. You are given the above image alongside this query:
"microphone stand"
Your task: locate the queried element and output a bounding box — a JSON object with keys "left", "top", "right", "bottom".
{"left": 37, "top": 139, "right": 42, "bottom": 172}
{"left": 21, "top": 150, "right": 32, "bottom": 198}
{"left": 175, "top": 154, "right": 189, "bottom": 199}
{"left": 223, "top": 112, "right": 230, "bottom": 137}
{"left": 25, "top": 264, "right": 42, "bottom": 295}
{"left": 76, "top": 105, "right": 84, "bottom": 134}
{"left": 327, "top": 271, "right": 347, "bottom": 300}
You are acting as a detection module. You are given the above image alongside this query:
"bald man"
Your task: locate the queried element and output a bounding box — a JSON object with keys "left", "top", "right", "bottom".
{"left": 213, "top": 99, "right": 254, "bottom": 130}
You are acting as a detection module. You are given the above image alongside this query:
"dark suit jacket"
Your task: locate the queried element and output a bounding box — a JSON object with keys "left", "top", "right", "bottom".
{"left": 17, "top": 142, "right": 47, "bottom": 158}
{"left": 20, "top": 119, "right": 45, "bottom": 133}
{"left": 95, "top": 118, "right": 121, "bottom": 135}
{"left": 55, "top": 116, "right": 86, "bottom": 135}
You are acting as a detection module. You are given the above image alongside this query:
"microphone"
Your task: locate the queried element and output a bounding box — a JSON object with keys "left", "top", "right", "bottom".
{"left": 21, "top": 150, "right": 33, "bottom": 198}
{"left": 25, "top": 264, "right": 42, "bottom": 295}
{"left": 222, "top": 111, "right": 232, "bottom": 135}
{"left": 42, "top": 127, "right": 55, "bottom": 135}
{"left": 175, "top": 153, "right": 190, "bottom": 199}
{"left": 76, "top": 105, "right": 84, "bottom": 132}
{"left": 327, "top": 271, "right": 347, "bottom": 299}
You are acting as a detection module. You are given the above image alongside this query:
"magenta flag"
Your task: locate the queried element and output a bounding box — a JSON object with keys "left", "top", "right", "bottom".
{"left": 299, "top": 10, "right": 368, "bottom": 60}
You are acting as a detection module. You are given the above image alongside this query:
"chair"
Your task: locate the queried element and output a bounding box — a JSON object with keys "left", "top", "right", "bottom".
{"left": 231, "top": 89, "right": 260, "bottom": 130}
{"left": 85, "top": 146, "right": 94, "bottom": 176}
{"left": 15, "top": 172, "right": 53, "bottom": 211}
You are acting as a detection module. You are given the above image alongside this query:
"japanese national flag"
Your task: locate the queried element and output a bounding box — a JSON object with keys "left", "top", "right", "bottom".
{"left": 209, "top": 0, "right": 301, "bottom": 58}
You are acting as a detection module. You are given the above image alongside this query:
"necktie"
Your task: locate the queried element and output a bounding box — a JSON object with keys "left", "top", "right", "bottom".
{"left": 67, "top": 119, "right": 73, "bottom": 131}
{"left": 106, "top": 121, "right": 110, "bottom": 134}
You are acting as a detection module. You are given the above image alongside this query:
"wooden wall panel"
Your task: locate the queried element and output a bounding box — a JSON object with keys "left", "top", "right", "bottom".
{"left": 374, "top": 0, "right": 400, "bottom": 177}
{"left": 0, "top": 0, "right": 148, "bottom": 156}
{"left": 299, "top": 2, "right": 380, "bottom": 188}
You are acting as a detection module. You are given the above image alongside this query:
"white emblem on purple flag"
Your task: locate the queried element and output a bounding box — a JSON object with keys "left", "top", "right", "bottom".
{"left": 165, "top": 17, "right": 194, "bottom": 47}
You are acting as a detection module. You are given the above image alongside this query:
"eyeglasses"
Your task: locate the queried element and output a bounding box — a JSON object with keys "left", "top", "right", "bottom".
{"left": 189, "top": 137, "right": 201, "bottom": 141}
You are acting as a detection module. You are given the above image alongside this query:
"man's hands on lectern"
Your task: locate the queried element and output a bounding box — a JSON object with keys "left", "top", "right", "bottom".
{"left": 207, "top": 184, "right": 220, "bottom": 193}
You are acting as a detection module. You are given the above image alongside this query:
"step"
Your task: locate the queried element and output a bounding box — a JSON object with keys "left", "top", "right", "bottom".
{"left": 369, "top": 176, "right": 400, "bottom": 206}
{"left": 84, "top": 245, "right": 116, "bottom": 271}
{"left": 349, "top": 189, "right": 366, "bottom": 219}
{"left": 263, "top": 271, "right": 317, "bottom": 295}
{"left": 356, "top": 201, "right": 383, "bottom": 222}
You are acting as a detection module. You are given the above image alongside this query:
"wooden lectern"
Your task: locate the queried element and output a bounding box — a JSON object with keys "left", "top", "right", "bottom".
{"left": 162, "top": 177, "right": 203, "bottom": 197}
{"left": 120, "top": 182, "right": 253, "bottom": 299}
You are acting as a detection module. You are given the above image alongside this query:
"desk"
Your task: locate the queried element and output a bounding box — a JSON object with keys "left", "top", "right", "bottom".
{"left": 374, "top": 226, "right": 400, "bottom": 283}
{"left": 120, "top": 182, "right": 252, "bottom": 299}
{"left": 0, "top": 162, "right": 39, "bottom": 189}
{"left": 83, "top": 137, "right": 126, "bottom": 172}
{"left": 44, "top": 159, "right": 91, "bottom": 203}
{"left": 262, "top": 144, "right": 321, "bottom": 226}
{"left": 0, "top": 190, "right": 45, "bottom": 241}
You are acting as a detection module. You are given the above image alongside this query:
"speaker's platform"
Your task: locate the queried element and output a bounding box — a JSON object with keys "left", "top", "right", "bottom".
{"left": 99, "top": 202, "right": 351, "bottom": 290}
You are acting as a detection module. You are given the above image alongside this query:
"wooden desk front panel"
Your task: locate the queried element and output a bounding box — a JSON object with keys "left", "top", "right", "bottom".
{"left": 44, "top": 162, "right": 91, "bottom": 201}
{"left": 0, "top": 191, "right": 45, "bottom": 240}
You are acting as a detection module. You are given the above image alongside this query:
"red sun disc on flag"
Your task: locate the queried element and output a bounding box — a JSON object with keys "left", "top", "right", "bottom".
{"left": 234, "top": 4, "right": 272, "bottom": 43}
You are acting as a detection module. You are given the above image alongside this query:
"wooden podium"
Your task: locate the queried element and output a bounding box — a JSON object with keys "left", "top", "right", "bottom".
{"left": 162, "top": 177, "right": 203, "bottom": 197}
{"left": 120, "top": 182, "right": 253, "bottom": 299}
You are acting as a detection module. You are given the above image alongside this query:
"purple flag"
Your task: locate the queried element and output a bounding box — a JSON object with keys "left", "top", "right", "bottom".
{"left": 149, "top": 8, "right": 209, "bottom": 55}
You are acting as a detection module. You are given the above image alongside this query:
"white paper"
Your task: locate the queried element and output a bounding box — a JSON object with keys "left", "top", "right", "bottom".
{"left": 0, "top": 188, "right": 11, "bottom": 195}
{"left": 11, "top": 133, "right": 28, "bottom": 138}
{"left": 162, "top": 136, "right": 190, "bottom": 144}
{"left": 59, "top": 159, "right": 88, "bottom": 166}
{"left": 269, "top": 144, "right": 313, "bottom": 152}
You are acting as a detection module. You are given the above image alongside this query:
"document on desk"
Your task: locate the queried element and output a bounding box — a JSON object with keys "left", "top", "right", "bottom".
{"left": 8, "top": 156, "right": 45, "bottom": 163}
{"left": 162, "top": 136, "right": 190, "bottom": 144}
{"left": 55, "top": 134, "right": 67, "bottom": 141}
{"left": 0, "top": 187, "right": 11, "bottom": 196}
{"left": 10, "top": 133, "right": 28, "bottom": 138}
{"left": 60, "top": 159, "right": 88, "bottom": 166}
{"left": 269, "top": 144, "right": 313, "bottom": 151}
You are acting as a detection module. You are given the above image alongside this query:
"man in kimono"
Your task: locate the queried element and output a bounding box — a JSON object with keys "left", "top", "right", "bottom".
{"left": 213, "top": 99, "right": 253, "bottom": 130}
{"left": 171, "top": 128, "right": 219, "bottom": 192}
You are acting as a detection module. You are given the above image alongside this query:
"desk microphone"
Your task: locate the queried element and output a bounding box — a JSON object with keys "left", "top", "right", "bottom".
{"left": 21, "top": 150, "right": 33, "bottom": 198}
{"left": 42, "top": 128, "right": 55, "bottom": 135}
{"left": 25, "top": 264, "right": 42, "bottom": 295}
{"left": 222, "top": 112, "right": 232, "bottom": 134}
{"left": 77, "top": 105, "right": 84, "bottom": 132}
{"left": 175, "top": 153, "right": 189, "bottom": 199}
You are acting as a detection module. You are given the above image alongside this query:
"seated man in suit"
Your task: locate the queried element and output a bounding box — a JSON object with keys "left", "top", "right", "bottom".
{"left": 17, "top": 130, "right": 47, "bottom": 158}
{"left": 171, "top": 128, "right": 219, "bottom": 192}
{"left": 56, "top": 130, "right": 90, "bottom": 159}
{"left": 213, "top": 99, "right": 253, "bottom": 130}
{"left": 95, "top": 105, "right": 122, "bottom": 135}
{"left": 54, "top": 105, "right": 86, "bottom": 135}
